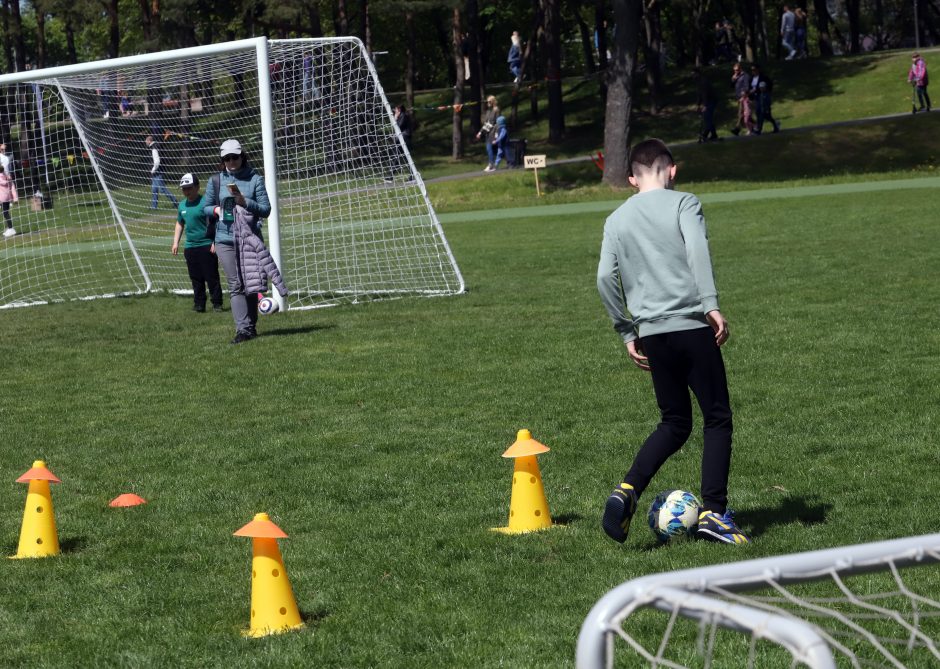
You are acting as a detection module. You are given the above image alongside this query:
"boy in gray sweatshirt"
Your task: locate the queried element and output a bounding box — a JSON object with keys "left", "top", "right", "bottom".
{"left": 596, "top": 139, "right": 749, "bottom": 546}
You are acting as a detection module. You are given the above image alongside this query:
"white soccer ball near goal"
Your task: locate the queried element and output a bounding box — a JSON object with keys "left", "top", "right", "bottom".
{"left": 258, "top": 296, "right": 279, "bottom": 315}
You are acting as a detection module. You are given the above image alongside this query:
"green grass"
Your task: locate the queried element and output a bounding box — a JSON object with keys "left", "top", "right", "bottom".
{"left": 426, "top": 112, "right": 940, "bottom": 213}
{"left": 1, "top": 175, "right": 939, "bottom": 667}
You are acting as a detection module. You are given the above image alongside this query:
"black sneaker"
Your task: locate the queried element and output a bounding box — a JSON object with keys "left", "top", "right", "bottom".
{"left": 212, "top": 305, "right": 224, "bottom": 313}
{"left": 193, "top": 305, "right": 206, "bottom": 313}
{"left": 602, "top": 483, "right": 637, "bottom": 544}
{"left": 230, "top": 331, "right": 255, "bottom": 345}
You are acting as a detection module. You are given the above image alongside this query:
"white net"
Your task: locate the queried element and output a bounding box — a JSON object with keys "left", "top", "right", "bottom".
{"left": 0, "top": 38, "right": 464, "bottom": 309}
{"left": 579, "top": 535, "right": 940, "bottom": 669}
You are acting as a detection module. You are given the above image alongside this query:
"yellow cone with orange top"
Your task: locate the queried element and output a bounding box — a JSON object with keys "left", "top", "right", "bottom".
{"left": 234, "top": 513, "right": 304, "bottom": 638}
{"left": 492, "top": 429, "right": 555, "bottom": 534}
{"left": 13, "top": 460, "right": 61, "bottom": 559}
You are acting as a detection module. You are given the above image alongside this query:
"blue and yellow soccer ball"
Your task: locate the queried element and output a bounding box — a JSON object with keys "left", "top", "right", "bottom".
{"left": 648, "top": 490, "right": 701, "bottom": 544}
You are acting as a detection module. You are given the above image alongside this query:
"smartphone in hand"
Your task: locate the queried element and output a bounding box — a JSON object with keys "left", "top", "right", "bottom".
{"left": 227, "top": 183, "right": 241, "bottom": 196}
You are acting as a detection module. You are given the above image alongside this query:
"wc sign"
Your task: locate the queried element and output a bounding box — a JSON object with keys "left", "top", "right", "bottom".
{"left": 524, "top": 154, "right": 547, "bottom": 196}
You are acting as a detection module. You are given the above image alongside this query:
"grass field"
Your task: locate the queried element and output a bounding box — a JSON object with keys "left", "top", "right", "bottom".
{"left": 1, "top": 173, "right": 939, "bottom": 667}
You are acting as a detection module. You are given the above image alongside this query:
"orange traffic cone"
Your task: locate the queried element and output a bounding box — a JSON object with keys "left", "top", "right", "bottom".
{"left": 492, "top": 429, "right": 555, "bottom": 534}
{"left": 234, "top": 513, "right": 304, "bottom": 638}
{"left": 12, "top": 460, "right": 61, "bottom": 558}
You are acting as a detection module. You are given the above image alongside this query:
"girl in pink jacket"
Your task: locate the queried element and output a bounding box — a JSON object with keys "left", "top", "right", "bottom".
{"left": 909, "top": 53, "right": 931, "bottom": 113}
{"left": 0, "top": 165, "right": 17, "bottom": 238}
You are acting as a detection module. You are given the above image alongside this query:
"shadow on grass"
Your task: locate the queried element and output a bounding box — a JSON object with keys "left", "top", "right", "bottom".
{"left": 299, "top": 607, "right": 331, "bottom": 627}
{"left": 261, "top": 324, "right": 336, "bottom": 338}
{"left": 1, "top": 535, "right": 88, "bottom": 557}
{"left": 553, "top": 512, "right": 583, "bottom": 527}
{"left": 736, "top": 497, "right": 831, "bottom": 540}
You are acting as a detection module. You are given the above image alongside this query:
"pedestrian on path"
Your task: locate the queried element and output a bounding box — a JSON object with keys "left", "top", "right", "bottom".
{"left": 909, "top": 53, "right": 931, "bottom": 113}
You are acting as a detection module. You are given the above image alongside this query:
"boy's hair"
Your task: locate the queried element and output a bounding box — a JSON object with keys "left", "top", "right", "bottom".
{"left": 629, "top": 139, "right": 674, "bottom": 177}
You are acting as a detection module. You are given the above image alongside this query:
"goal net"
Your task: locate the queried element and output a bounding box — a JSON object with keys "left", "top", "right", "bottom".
{"left": 577, "top": 533, "right": 940, "bottom": 668}
{"left": 0, "top": 37, "right": 464, "bottom": 310}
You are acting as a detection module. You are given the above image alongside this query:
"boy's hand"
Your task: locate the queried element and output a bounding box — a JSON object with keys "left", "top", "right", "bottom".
{"left": 626, "top": 340, "right": 650, "bottom": 371}
{"left": 171, "top": 242, "right": 178, "bottom": 255}
{"left": 706, "top": 310, "right": 729, "bottom": 346}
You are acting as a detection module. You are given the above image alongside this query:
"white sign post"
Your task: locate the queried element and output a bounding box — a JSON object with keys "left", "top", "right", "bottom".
{"left": 524, "top": 154, "right": 547, "bottom": 196}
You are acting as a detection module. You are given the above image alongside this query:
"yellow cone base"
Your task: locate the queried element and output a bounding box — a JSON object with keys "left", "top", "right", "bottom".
{"left": 244, "top": 537, "right": 304, "bottom": 638}
{"left": 13, "top": 479, "right": 60, "bottom": 559}
{"left": 492, "top": 454, "right": 554, "bottom": 535}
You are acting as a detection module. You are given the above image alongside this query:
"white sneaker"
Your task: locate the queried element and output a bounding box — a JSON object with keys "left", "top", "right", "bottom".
{"left": 483, "top": 165, "right": 494, "bottom": 172}
{"left": 2, "top": 227, "right": 15, "bottom": 237}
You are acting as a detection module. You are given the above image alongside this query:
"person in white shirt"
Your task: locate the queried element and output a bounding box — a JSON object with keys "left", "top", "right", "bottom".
{"left": 145, "top": 136, "right": 178, "bottom": 210}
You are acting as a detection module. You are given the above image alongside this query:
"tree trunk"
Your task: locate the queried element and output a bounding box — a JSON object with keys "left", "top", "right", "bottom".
{"left": 404, "top": 10, "right": 416, "bottom": 115}
{"left": 64, "top": 12, "right": 78, "bottom": 63}
{"left": 845, "top": 0, "right": 860, "bottom": 53}
{"left": 104, "top": 0, "right": 120, "bottom": 58}
{"left": 9, "top": 0, "right": 25, "bottom": 70}
{"left": 334, "top": 0, "right": 349, "bottom": 36}
{"left": 690, "top": 0, "right": 712, "bottom": 66}
{"left": 544, "top": 0, "right": 565, "bottom": 142}
{"left": 812, "top": 0, "right": 833, "bottom": 56}
{"left": 358, "top": 0, "right": 371, "bottom": 53}
{"left": 35, "top": 0, "right": 47, "bottom": 69}
{"left": 603, "top": 0, "right": 641, "bottom": 188}
{"left": 451, "top": 7, "right": 464, "bottom": 160}
{"left": 756, "top": 0, "right": 769, "bottom": 60}
{"left": 308, "top": 2, "right": 323, "bottom": 36}
{"left": 643, "top": 0, "right": 663, "bottom": 115}
{"left": 737, "top": 0, "right": 757, "bottom": 62}
{"left": 465, "top": 0, "right": 481, "bottom": 135}
{"left": 571, "top": 0, "right": 596, "bottom": 75}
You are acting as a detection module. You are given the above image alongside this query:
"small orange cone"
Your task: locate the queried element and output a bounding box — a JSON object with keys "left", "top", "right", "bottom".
{"left": 109, "top": 493, "right": 147, "bottom": 508}
{"left": 234, "top": 513, "right": 304, "bottom": 638}
{"left": 12, "top": 460, "right": 61, "bottom": 558}
{"left": 492, "top": 429, "right": 555, "bottom": 534}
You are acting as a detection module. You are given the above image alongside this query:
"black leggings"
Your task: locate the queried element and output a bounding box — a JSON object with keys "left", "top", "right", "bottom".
{"left": 624, "top": 327, "right": 733, "bottom": 514}
{"left": 2, "top": 201, "right": 11, "bottom": 227}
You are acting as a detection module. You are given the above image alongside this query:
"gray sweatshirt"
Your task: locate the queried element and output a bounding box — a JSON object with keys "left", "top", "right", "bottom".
{"left": 597, "top": 188, "right": 719, "bottom": 343}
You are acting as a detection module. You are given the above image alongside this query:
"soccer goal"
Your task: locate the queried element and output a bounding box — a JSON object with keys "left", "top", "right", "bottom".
{"left": 577, "top": 532, "right": 940, "bottom": 668}
{"left": 0, "top": 37, "right": 464, "bottom": 310}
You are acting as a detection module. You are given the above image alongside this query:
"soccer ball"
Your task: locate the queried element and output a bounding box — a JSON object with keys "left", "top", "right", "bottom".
{"left": 648, "top": 490, "right": 701, "bottom": 544}
{"left": 258, "top": 296, "right": 279, "bottom": 315}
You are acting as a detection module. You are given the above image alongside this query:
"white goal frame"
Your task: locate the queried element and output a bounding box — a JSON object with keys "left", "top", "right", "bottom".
{"left": 577, "top": 532, "right": 940, "bottom": 668}
{"left": 0, "top": 37, "right": 464, "bottom": 311}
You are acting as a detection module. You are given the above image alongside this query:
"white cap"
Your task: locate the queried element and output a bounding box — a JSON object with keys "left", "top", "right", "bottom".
{"left": 219, "top": 139, "right": 243, "bottom": 157}
{"left": 179, "top": 173, "right": 196, "bottom": 187}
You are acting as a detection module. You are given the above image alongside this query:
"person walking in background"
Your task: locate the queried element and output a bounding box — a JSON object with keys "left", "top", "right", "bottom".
{"left": 203, "top": 139, "right": 272, "bottom": 344}
{"left": 478, "top": 95, "right": 500, "bottom": 171}
{"left": 597, "top": 138, "right": 748, "bottom": 546}
{"left": 749, "top": 64, "right": 780, "bottom": 134}
{"left": 491, "top": 116, "right": 510, "bottom": 169}
{"left": 695, "top": 68, "right": 719, "bottom": 142}
{"left": 508, "top": 31, "right": 523, "bottom": 83}
{"left": 0, "top": 143, "right": 10, "bottom": 175}
{"left": 0, "top": 164, "right": 18, "bottom": 238}
{"left": 780, "top": 5, "right": 797, "bottom": 60}
{"left": 794, "top": 7, "right": 808, "bottom": 58}
{"left": 394, "top": 105, "right": 413, "bottom": 150}
{"left": 730, "top": 63, "right": 754, "bottom": 136}
{"left": 146, "top": 135, "right": 178, "bottom": 210}
{"left": 171, "top": 173, "right": 222, "bottom": 313}
{"left": 909, "top": 53, "right": 931, "bottom": 113}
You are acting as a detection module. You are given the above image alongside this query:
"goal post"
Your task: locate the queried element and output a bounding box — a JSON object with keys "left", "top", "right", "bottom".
{"left": 0, "top": 37, "right": 464, "bottom": 310}
{"left": 577, "top": 532, "right": 940, "bottom": 668}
